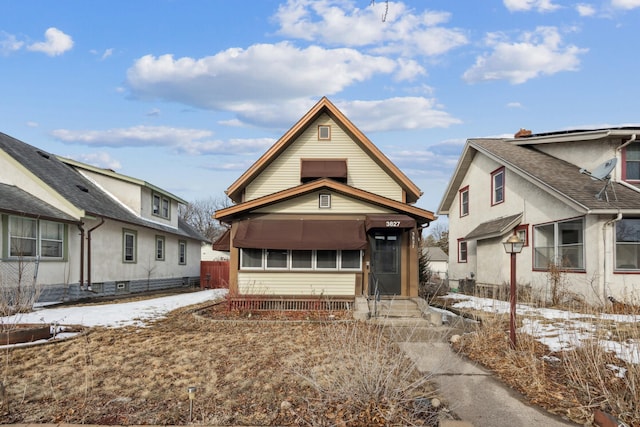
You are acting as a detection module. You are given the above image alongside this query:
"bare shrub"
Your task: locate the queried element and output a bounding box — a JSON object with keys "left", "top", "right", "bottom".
{"left": 0, "top": 257, "right": 41, "bottom": 321}
{"left": 288, "top": 321, "right": 439, "bottom": 426}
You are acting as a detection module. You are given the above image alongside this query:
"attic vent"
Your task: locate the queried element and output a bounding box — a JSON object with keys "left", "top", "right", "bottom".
{"left": 76, "top": 184, "right": 89, "bottom": 193}
{"left": 36, "top": 150, "right": 50, "bottom": 159}
{"left": 319, "top": 193, "right": 331, "bottom": 209}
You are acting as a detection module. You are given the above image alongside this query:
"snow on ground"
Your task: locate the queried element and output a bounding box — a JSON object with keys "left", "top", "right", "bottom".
{"left": 443, "top": 293, "right": 640, "bottom": 364}
{"left": 1, "top": 289, "right": 227, "bottom": 330}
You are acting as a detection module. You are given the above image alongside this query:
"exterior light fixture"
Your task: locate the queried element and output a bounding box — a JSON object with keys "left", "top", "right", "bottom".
{"left": 503, "top": 233, "right": 523, "bottom": 349}
{"left": 188, "top": 386, "right": 197, "bottom": 422}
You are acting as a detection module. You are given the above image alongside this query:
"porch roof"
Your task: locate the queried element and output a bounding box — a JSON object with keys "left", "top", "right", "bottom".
{"left": 233, "top": 218, "right": 367, "bottom": 250}
{"left": 465, "top": 213, "right": 523, "bottom": 241}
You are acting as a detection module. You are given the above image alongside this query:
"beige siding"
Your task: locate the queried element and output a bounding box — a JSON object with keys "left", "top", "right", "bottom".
{"left": 245, "top": 114, "right": 402, "bottom": 201}
{"left": 254, "top": 191, "right": 394, "bottom": 214}
{"left": 238, "top": 272, "right": 356, "bottom": 296}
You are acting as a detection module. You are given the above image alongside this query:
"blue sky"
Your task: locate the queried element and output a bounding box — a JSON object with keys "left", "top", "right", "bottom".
{"left": 2, "top": 0, "right": 640, "bottom": 228}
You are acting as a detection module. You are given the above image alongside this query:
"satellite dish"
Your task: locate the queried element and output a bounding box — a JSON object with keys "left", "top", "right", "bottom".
{"left": 579, "top": 158, "right": 618, "bottom": 201}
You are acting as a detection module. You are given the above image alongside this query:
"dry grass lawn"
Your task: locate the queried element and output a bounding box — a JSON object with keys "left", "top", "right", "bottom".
{"left": 0, "top": 299, "right": 442, "bottom": 426}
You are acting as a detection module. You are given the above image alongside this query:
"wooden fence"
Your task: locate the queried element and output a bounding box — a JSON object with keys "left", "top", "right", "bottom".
{"left": 200, "top": 261, "right": 229, "bottom": 289}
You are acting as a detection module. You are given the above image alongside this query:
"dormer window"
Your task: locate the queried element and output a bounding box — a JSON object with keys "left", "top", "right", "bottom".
{"left": 318, "top": 125, "right": 331, "bottom": 140}
{"left": 152, "top": 193, "right": 170, "bottom": 219}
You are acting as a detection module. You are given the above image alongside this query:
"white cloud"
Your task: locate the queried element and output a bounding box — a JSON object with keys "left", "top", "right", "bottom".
{"left": 274, "top": 0, "right": 468, "bottom": 57}
{"left": 337, "top": 97, "right": 461, "bottom": 132}
{"left": 576, "top": 3, "right": 596, "bottom": 15}
{"left": 51, "top": 125, "right": 273, "bottom": 156}
{"left": 462, "top": 27, "right": 588, "bottom": 84}
{"left": 0, "top": 32, "right": 24, "bottom": 55}
{"left": 70, "top": 152, "right": 122, "bottom": 170}
{"left": 25, "top": 121, "right": 39, "bottom": 128}
{"left": 507, "top": 102, "right": 523, "bottom": 108}
{"left": 27, "top": 27, "right": 73, "bottom": 56}
{"left": 503, "top": 0, "right": 561, "bottom": 12}
{"left": 101, "top": 48, "right": 114, "bottom": 60}
{"left": 127, "top": 43, "right": 395, "bottom": 107}
{"left": 611, "top": 0, "right": 640, "bottom": 9}
{"left": 146, "top": 108, "right": 161, "bottom": 117}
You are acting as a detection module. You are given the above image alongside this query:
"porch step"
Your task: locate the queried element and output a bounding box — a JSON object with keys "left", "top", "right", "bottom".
{"left": 369, "top": 299, "right": 424, "bottom": 318}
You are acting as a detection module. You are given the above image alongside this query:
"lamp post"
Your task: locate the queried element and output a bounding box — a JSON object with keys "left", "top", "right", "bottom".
{"left": 188, "top": 386, "right": 197, "bottom": 422}
{"left": 503, "top": 233, "right": 524, "bottom": 349}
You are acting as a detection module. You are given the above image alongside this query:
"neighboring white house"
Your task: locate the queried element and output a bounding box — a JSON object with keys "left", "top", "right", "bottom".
{"left": 201, "top": 243, "right": 230, "bottom": 261}
{"left": 438, "top": 128, "right": 640, "bottom": 305}
{"left": 423, "top": 246, "right": 448, "bottom": 280}
{"left": 0, "top": 132, "right": 205, "bottom": 302}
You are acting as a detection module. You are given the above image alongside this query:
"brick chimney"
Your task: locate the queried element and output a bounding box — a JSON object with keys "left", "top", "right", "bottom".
{"left": 514, "top": 128, "right": 532, "bottom": 138}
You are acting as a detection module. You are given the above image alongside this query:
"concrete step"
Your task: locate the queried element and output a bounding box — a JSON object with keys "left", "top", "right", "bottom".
{"left": 369, "top": 299, "right": 424, "bottom": 318}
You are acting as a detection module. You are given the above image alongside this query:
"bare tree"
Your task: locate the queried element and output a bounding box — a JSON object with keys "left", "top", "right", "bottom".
{"left": 179, "top": 195, "right": 232, "bottom": 242}
{"left": 424, "top": 223, "right": 449, "bottom": 255}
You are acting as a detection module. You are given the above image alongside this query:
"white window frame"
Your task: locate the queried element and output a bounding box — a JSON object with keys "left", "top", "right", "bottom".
{"left": 318, "top": 125, "right": 331, "bottom": 140}
{"left": 239, "top": 249, "right": 362, "bottom": 271}
{"left": 319, "top": 193, "right": 331, "bottom": 209}
{"left": 492, "top": 167, "right": 505, "bottom": 205}
{"left": 459, "top": 187, "right": 469, "bottom": 217}
{"left": 533, "top": 218, "right": 584, "bottom": 271}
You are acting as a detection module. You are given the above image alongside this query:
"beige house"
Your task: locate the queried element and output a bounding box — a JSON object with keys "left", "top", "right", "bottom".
{"left": 0, "top": 132, "right": 204, "bottom": 302}
{"left": 215, "top": 97, "right": 434, "bottom": 299}
{"left": 438, "top": 128, "right": 640, "bottom": 304}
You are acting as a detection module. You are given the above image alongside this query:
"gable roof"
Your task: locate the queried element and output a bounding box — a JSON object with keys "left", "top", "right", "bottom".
{"left": 225, "top": 97, "right": 422, "bottom": 204}
{"left": 465, "top": 213, "right": 523, "bottom": 241}
{"left": 0, "top": 132, "right": 205, "bottom": 241}
{"left": 423, "top": 246, "right": 448, "bottom": 262}
{"left": 438, "top": 137, "right": 640, "bottom": 215}
{"left": 216, "top": 178, "right": 434, "bottom": 224}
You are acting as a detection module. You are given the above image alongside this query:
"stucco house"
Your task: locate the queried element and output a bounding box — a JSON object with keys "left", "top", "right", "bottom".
{"left": 214, "top": 97, "right": 435, "bottom": 301}
{"left": 438, "top": 127, "right": 640, "bottom": 304}
{"left": 423, "top": 246, "right": 448, "bottom": 280}
{"left": 0, "top": 132, "right": 204, "bottom": 302}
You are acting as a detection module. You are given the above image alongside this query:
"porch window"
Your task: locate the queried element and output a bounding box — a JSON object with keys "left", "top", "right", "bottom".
{"left": 291, "top": 250, "right": 312, "bottom": 269}
{"left": 491, "top": 167, "right": 505, "bottom": 205}
{"left": 240, "top": 249, "right": 361, "bottom": 271}
{"left": 533, "top": 218, "right": 584, "bottom": 270}
{"left": 317, "top": 250, "right": 337, "bottom": 269}
{"left": 458, "top": 239, "right": 467, "bottom": 263}
{"left": 123, "top": 229, "right": 137, "bottom": 263}
{"left": 615, "top": 218, "right": 640, "bottom": 270}
{"left": 341, "top": 250, "right": 361, "bottom": 269}
{"left": 241, "top": 248, "right": 263, "bottom": 269}
{"left": 266, "top": 249, "right": 288, "bottom": 269}
{"left": 459, "top": 186, "right": 469, "bottom": 217}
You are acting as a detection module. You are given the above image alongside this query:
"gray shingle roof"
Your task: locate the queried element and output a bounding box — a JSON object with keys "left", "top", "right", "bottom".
{"left": 0, "top": 184, "right": 77, "bottom": 222}
{"left": 0, "top": 132, "right": 205, "bottom": 241}
{"left": 465, "top": 213, "right": 522, "bottom": 241}
{"left": 423, "top": 246, "right": 448, "bottom": 262}
{"left": 471, "top": 139, "right": 640, "bottom": 211}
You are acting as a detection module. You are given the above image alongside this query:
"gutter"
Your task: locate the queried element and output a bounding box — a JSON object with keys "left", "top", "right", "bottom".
{"left": 616, "top": 133, "right": 637, "bottom": 151}
{"left": 86, "top": 217, "right": 105, "bottom": 291}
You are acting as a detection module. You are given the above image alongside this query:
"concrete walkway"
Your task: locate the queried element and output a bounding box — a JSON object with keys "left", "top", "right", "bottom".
{"left": 358, "top": 297, "right": 577, "bottom": 427}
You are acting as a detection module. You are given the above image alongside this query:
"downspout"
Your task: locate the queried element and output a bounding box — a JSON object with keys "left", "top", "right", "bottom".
{"left": 87, "top": 217, "right": 105, "bottom": 291}
{"left": 616, "top": 134, "right": 637, "bottom": 152}
{"left": 77, "top": 223, "right": 85, "bottom": 289}
{"left": 603, "top": 211, "right": 622, "bottom": 303}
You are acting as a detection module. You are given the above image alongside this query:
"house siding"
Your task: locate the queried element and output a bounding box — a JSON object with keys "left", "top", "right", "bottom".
{"left": 253, "top": 191, "right": 395, "bottom": 214}
{"left": 238, "top": 271, "right": 356, "bottom": 296}
{"left": 245, "top": 114, "right": 402, "bottom": 202}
